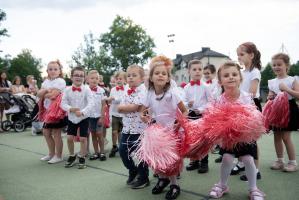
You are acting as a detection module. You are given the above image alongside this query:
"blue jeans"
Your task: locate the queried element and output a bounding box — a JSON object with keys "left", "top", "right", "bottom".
{"left": 119, "top": 133, "right": 148, "bottom": 180}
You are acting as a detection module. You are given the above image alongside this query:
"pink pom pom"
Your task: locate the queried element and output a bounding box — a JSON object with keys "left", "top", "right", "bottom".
{"left": 44, "top": 94, "right": 66, "bottom": 123}
{"left": 262, "top": 92, "right": 289, "bottom": 128}
{"left": 37, "top": 99, "right": 46, "bottom": 122}
{"left": 133, "top": 124, "right": 182, "bottom": 176}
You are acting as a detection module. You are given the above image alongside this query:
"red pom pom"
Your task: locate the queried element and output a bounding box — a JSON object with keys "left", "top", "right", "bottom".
{"left": 44, "top": 94, "right": 66, "bottom": 123}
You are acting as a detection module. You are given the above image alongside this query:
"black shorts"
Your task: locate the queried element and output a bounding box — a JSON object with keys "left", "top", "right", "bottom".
{"left": 219, "top": 141, "right": 258, "bottom": 160}
{"left": 67, "top": 118, "right": 89, "bottom": 138}
{"left": 188, "top": 110, "right": 202, "bottom": 120}
{"left": 43, "top": 117, "right": 67, "bottom": 129}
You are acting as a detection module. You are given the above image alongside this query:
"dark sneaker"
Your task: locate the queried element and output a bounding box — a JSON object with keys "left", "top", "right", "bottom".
{"left": 109, "top": 146, "right": 119, "bottom": 158}
{"left": 89, "top": 153, "right": 99, "bottom": 161}
{"left": 165, "top": 185, "right": 181, "bottom": 200}
{"left": 131, "top": 178, "right": 150, "bottom": 189}
{"left": 230, "top": 165, "right": 245, "bottom": 175}
{"left": 198, "top": 162, "right": 209, "bottom": 173}
{"left": 186, "top": 161, "right": 199, "bottom": 171}
{"left": 152, "top": 178, "right": 170, "bottom": 194}
{"left": 99, "top": 153, "right": 107, "bottom": 161}
{"left": 215, "top": 156, "right": 223, "bottom": 163}
{"left": 78, "top": 157, "right": 86, "bottom": 169}
{"left": 240, "top": 172, "right": 262, "bottom": 181}
{"left": 65, "top": 155, "right": 76, "bottom": 168}
{"left": 127, "top": 170, "right": 138, "bottom": 185}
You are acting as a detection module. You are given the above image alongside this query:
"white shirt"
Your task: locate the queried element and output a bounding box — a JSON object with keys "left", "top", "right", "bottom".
{"left": 183, "top": 82, "right": 210, "bottom": 113}
{"left": 143, "top": 88, "right": 182, "bottom": 127}
{"left": 41, "top": 78, "right": 66, "bottom": 109}
{"left": 240, "top": 68, "right": 261, "bottom": 98}
{"left": 61, "top": 84, "right": 94, "bottom": 124}
{"left": 121, "top": 84, "right": 147, "bottom": 135}
{"left": 109, "top": 85, "right": 128, "bottom": 118}
{"left": 205, "top": 78, "right": 222, "bottom": 100}
{"left": 218, "top": 90, "right": 253, "bottom": 105}
{"left": 89, "top": 86, "right": 106, "bottom": 118}
{"left": 268, "top": 76, "right": 296, "bottom": 100}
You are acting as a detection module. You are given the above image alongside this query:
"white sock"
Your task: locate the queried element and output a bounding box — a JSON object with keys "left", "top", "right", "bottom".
{"left": 241, "top": 155, "right": 257, "bottom": 190}
{"left": 237, "top": 161, "right": 244, "bottom": 168}
{"left": 220, "top": 154, "right": 235, "bottom": 186}
{"left": 289, "top": 160, "right": 297, "bottom": 165}
{"left": 277, "top": 158, "right": 284, "bottom": 162}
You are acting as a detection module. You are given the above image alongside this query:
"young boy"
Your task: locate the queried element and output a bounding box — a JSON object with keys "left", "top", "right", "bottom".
{"left": 61, "top": 66, "right": 94, "bottom": 169}
{"left": 184, "top": 59, "right": 210, "bottom": 173}
{"left": 118, "top": 65, "right": 149, "bottom": 189}
{"left": 106, "top": 71, "right": 127, "bottom": 157}
{"left": 87, "top": 70, "right": 107, "bottom": 161}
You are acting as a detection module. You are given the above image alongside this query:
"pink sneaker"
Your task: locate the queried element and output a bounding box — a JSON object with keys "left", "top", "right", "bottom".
{"left": 283, "top": 163, "right": 298, "bottom": 172}
{"left": 249, "top": 189, "right": 265, "bottom": 200}
{"left": 209, "top": 183, "right": 229, "bottom": 198}
{"left": 270, "top": 160, "right": 284, "bottom": 170}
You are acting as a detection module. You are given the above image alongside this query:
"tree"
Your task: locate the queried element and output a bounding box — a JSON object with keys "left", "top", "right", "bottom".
{"left": 289, "top": 61, "right": 299, "bottom": 76}
{"left": 261, "top": 63, "right": 275, "bottom": 87}
{"left": 8, "top": 49, "right": 43, "bottom": 85}
{"left": 99, "top": 15, "right": 156, "bottom": 72}
{"left": 0, "top": 9, "right": 9, "bottom": 41}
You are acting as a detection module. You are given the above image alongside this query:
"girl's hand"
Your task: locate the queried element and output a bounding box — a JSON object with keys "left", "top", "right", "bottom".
{"left": 70, "top": 107, "right": 80, "bottom": 113}
{"left": 267, "top": 93, "right": 275, "bottom": 100}
{"left": 188, "top": 101, "right": 194, "bottom": 108}
{"left": 140, "top": 109, "right": 151, "bottom": 123}
{"left": 173, "top": 120, "right": 180, "bottom": 131}
{"left": 279, "top": 82, "right": 289, "bottom": 92}
{"left": 75, "top": 110, "right": 83, "bottom": 117}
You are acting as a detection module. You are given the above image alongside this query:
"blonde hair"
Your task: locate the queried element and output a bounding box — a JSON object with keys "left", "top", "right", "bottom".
{"left": 217, "top": 61, "right": 243, "bottom": 82}
{"left": 127, "top": 64, "right": 145, "bottom": 78}
{"left": 114, "top": 70, "right": 127, "bottom": 80}
{"left": 88, "top": 70, "right": 99, "bottom": 76}
{"left": 47, "top": 59, "right": 63, "bottom": 78}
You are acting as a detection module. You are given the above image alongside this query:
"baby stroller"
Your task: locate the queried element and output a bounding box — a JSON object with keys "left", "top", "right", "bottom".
{"left": 1, "top": 93, "right": 38, "bottom": 132}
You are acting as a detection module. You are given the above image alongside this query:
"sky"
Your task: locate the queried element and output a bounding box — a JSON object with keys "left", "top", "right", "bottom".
{"left": 1, "top": 0, "right": 299, "bottom": 75}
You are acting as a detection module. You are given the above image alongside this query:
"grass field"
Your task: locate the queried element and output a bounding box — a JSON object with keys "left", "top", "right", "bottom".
{"left": 0, "top": 129, "right": 299, "bottom": 200}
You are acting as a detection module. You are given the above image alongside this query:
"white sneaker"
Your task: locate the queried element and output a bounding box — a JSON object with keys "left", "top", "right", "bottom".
{"left": 40, "top": 155, "right": 52, "bottom": 161}
{"left": 48, "top": 156, "right": 63, "bottom": 164}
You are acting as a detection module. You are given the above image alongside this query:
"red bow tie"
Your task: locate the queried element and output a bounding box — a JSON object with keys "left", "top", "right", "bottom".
{"left": 127, "top": 87, "right": 136, "bottom": 95}
{"left": 72, "top": 86, "right": 81, "bottom": 92}
{"left": 90, "top": 87, "right": 97, "bottom": 92}
{"left": 190, "top": 80, "right": 201, "bottom": 86}
{"left": 116, "top": 86, "right": 124, "bottom": 91}
{"left": 206, "top": 80, "right": 212, "bottom": 84}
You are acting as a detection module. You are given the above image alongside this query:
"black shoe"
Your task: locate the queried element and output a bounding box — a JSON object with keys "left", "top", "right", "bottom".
{"left": 65, "top": 155, "right": 76, "bottom": 168}
{"left": 131, "top": 178, "right": 150, "bottom": 189}
{"left": 89, "top": 153, "right": 99, "bottom": 160}
{"left": 230, "top": 165, "right": 245, "bottom": 175}
{"left": 153, "top": 173, "right": 159, "bottom": 178}
{"left": 78, "top": 157, "right": 86, "bottom": 169}
{"left": 215, "top": 156, "right": 223, "bottom": 163}
{"left": 165, "top": 185, "right": 180, "bottom": 200}
{"left": 127, "top": 170, "right": 138, "bottom": 185}
{"left": 99, "top": 153, "right": 107, "bottom": 161}
{"left": 198, "top": 162, "right": 209, "bottom": 173}
{"left": 186, "top": 161, "right": 199, "bottom": 171}
{"left": 109, "top": 146, "right": 118, "bottom": 158}
{"left": 152, "top": 178, "right": 170, "bottom": 194}
{"left": 240, "top": 172, "right": 262, "bottom": 181}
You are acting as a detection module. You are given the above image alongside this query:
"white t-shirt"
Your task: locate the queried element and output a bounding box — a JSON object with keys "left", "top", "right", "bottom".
{"left": 90, "top": 86, "right": 106, "bottom": 118}
{"left": 205, "top": 78, "right": 222, "bottom": 100}
{"left": 41, "top": 78, "right": 66, "bottom": 109}
{"left": 218, "top": 90, "right": 253, "bottom": 105}
{"left": 109, "top": 85, "right": 128, "bottom": 118}
{"left": 143, "top": 88, "right": 182, "bottom": 127}
{"left": 240, "top": 68, "right": 261, "bottom": 98}
{"left": 268, "top": 76, "right": 296, "bottom": 100}
{"left": 121, "top": 84, "right": 147, "bottom": 135}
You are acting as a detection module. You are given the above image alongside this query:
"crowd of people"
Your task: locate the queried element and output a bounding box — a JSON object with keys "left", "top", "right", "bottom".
{"left": 1, "top": 42, "right": 299, "bottom": 200}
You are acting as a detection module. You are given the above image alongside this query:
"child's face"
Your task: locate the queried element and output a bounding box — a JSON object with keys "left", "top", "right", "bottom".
{"left": 47, "top": 63, "right": 60, "bottom": 79}
{"left": 219, "top": 66, "right": 241, "bottom": 90}
{"left": 88, "top": 73, "right": 99, "bottom": 87}
{"left": 71, "top": 70, "right": 85, "bottom": 86}
{"left": 272, "top": 59, "right": 287, "bottom": 77}
{"left": 15, "top": 78, "right": 21, "bottom": 85}
{"left": 203, "top": 69, "right": 215, "bottom": 80}
{"left": 189, "top": 64, "right": 203, "bottom": 81}
{"left": 1, "top": 72, "right": 7, "bottom": 79}
{"left": 150, "top": 65, "right": 170, "bottom": 88}
{"left": 126, "top": 67, "right": 143, "bottom": 88}
{"left": 115, "top": 75, "right": 125, "bottom": 86}
{"left": 237, "top": 46, "right": 254, "bottom": 68}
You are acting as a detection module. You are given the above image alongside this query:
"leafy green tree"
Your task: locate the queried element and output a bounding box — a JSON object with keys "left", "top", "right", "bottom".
{"left": 261, "top": 63, "right": 275, "bottom": 87}
{"left": 288, "top": 61, "right": 299, "bottom": 76}
{"left": 0, "top": 9, "right": 9, "bottom": 41}
{"left": 8, "top": 49, "right": 42, "bottom": 85}
{"left": 99, "top": 15, "right": 156, "bottom": 71}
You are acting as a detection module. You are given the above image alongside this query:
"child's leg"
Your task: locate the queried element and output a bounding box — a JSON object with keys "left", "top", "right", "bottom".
{"left": 274, "top": 131, "right": 284, "bottom": 158}
{"left": 219, "top": 153, "right": 235, "bottom": 186}
{"left": 43, "top": 128, "right": 55, "bottom": 157}
{"left": 119, "top": 134, "right": 138, "bottom": 171}
{"left": 91, "top": 132, "right": 99, "bottom": 153}
{"left": 282, "top": 131, "right": 296, "bottom": 161}
{"left": 97, "top": 131, "right": 105, "bottom": 154}
{"left": 169, "top": 175, "right": 178, "bottom": 185}
{"left": 79, "top": 137, "right": 87, "bottom": 156}
{"left": 240, "top": 155, "right": 257, "bottom": 190}
{"left": 52, "top": 128, "right": 63, "bottom": 158}
{"left": 112, "top": 130, "right": 119, "bottom": 147}
{"left": 67, "top": 135, "right": 75, "bottom": 155}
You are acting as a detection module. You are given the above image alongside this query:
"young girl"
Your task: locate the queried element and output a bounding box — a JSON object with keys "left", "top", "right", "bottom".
{"left": 37, "top": 60, "right": 66, "bottom": 164}
{"left": 25, "top": 75, "right": 38, "bottom": 95}
{"left": 11, "top": 76, "right": 26, "bottom": 94}
{"left": 209, "top": 62, "right": 265, "bottom": 200}
{"left": 235, "top": 42, "right": 262, "bottom": 181}
{"left": 268, "top": 53, "right": 299, "bottom": 172}
{"left": 140, "top": 55, "right": 187, "bottom": 200}
{"left": 204, "top": 64, "right": 222, "bottom": 100}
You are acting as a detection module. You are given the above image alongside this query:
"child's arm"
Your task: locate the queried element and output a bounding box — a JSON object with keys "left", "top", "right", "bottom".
{"left": 140, "top": 105, "right": 151, "bottom": 123}
{"left": 178, "top": 101, "right": 188, "bottom": 116}
{"left": 267, "top": 90, "right": 276, "bottom": 100}
{"left": 37, "top": 88, "right": 48, "bottom": 98}
{"left": 279, "top": 80, "right": 299, "bottom": 99}
{"left": 249, "top": 79, "right": 259, "bottom": 98}
{"left": 80, "top": 89, "right": 95, "bottom": 117}
{"left": 118, "top": 103, "right": 140, "bottom": 113}
{"left": 45, "top": 88, "right": 61, "bottom": 100}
